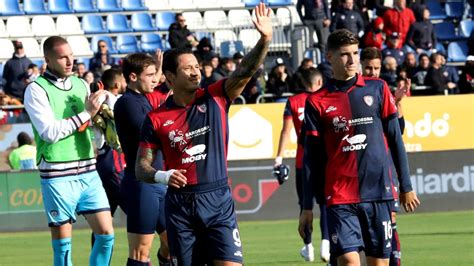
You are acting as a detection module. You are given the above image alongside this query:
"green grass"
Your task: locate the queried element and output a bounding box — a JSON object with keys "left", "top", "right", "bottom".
{"left": 0, "top": 210, "right": 473, "bottom": 265}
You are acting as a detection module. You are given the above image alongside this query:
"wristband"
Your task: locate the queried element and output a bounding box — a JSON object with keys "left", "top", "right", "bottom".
{"left": 275, "top": 156, "right": 283, "bottom": 165}
{"left": 154, "top": 169, "right": 175, "bottom": 184}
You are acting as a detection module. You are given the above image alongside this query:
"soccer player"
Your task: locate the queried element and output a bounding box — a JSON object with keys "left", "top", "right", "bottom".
{"left": 299, "top": 29, "right": 420, "bottom": 266}
{"left": 23, "top": 36, "right": 114, "bottom": 266}
{"left": 135, "top": 3, "right": 272, "bottom": 265}
{"left": 274, "top": 68, "right": 330, "bottom": 262}
{"left": 114, "top": 52, "right": 171, "bottom": 266}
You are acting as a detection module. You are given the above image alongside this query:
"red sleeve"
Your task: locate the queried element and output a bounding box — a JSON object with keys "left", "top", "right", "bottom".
{"left": 207, "top": 79, "right": 231, "bottom": 110}
{"left": 146, "top": 86, "right": 169, "bottom": 110}
{"left": 139, "top": 114, "right": 162, "bottom": 150}
{"left": 381, "top": 81, "right": 398, "bottom": 119}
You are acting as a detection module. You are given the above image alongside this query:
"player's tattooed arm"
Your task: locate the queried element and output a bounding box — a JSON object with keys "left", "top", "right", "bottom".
{"left": 225, "top": 2, "right": 272, "bottom": 100}
{"left": 135, "top": 146, "right": 158, "bottom": 183}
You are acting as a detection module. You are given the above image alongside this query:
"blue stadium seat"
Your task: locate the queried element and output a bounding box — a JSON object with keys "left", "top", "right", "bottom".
{"left": 445, "top": 2, "right": 464, "bottom": 19}
{"left": 426, "top": 0, "right": 447, "bottom": 20}
{"left": 156, "top": 12, "right": 176, "bottom": 31}
{"left": 116, "top": 35, "right": 140, "bottom": 54}
{"left": 97, "top": 0, "right": 123, "bottom": 12}
{"left": 91, "top": 36, "right": 117, "bottom": 54}
{"left": 447, "top": 41, "right": 468, "bottom": 62}
{"left": 243, "top": 0, "right": 267, "bottom": 7}
{"left": 0, "top": 0, "right": 25, "bottom": 15}
{"left": 122, "top": 0, "right": 148, "bottom": 11}
{"left": 72, "top": 0, "right": 98, "bottom": 13}
{"left": 220, "top": 40, "right": 245, "bottom": 58}
{"left": 107, "top": 14, "right": 133, "bottom": 33}
{"left": 48, "top": 0, "right": 74, "bottom": 14}
{"left": 267, "top": 0, "right": 292, "bottom": 6}
{"left": 24, "top": 0, "right": 49, "bottom": 14}
{"left": 82, "top": 15, "right": 108, "bottom": 34}
{"left": 460, "top": 20, "right": 474, "bottom": 38}
{"left": 435, "top": 42, "right": 446, "bottom": 55}
{"left": 131, "top": 13, "right": 155, "bottom": 32}
{"left": 141, "top": 33, "right": 164, "bottom": 53}
{"left": 434, "top": 21, "right": 463, "bottom": 41}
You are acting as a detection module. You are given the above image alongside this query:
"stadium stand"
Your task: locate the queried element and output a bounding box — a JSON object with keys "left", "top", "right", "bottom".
{"left": 445, "top": 1, "right": 464, "bottom": 20}
{"left": 204, "top": 10, "right": 232, "bottom": 30}
{"left": 460, "top": 20, "right": 474, "bottom": 38}
{"left": 144, "top": 0, "right": 171, "bottom": 11}
{"left": 116, "top": 35, "right": 140, "bottom": 53}
{"left": 447, "top": 41, "right": 468, "bottom": 62}
{"left": 56, "top": 15, "right": 85, "bottom": 36}
{"left": 426, "top": 0, "right": 447, "bottom": 20}
{"left": 82, "top": 15, "right": 108, "bottom": 34}
{"left": 0, "top": 38, "right": 15, "bottom": 60}
{"left": 220, "top": 40, "right": 245, "bottom": 58}
{"left": 141, "top": 33, "right": 164, "bottom": 53}
{"left": 228, "top": 9, "right": 253, "bottom": 28}
{"left": 244, "top": 0, "right": 265, "bottom": 7}
{"left": 214, "top": 30, "right": 238, "bottom": 49}
{"left": 122, "top": 0, "right": 148, "bottom": 11}
{"left": 6, "top": 17, "right": 32, "bottom": 38}
{"left": 97, "top": 0, "right": 124, "bottom": 12}
{"left": 23, "top": 0, "right": 49, "bottom": 15}
{"left": 171, "top": 0, "right": 197, "bottom": 10}
{"left": 106, "top": 14, "right": 133, "bottom": 33}
{"left": 48, "top": 0, "right": 73, "bottom": 14}
{"left": 18, "top": 38, "right": 42, "bottom": 58}
{"left": 434, "top": 21, "right": 464, "bottom": 42}
{"left": 91, "top": 35, "right": 117, "bottom": 54}
{"left": 67, "top": 36, "right": 94, "bottom": 57}
{"left": 155, "top": 11, "right": 175, "bottom": 30}
{"left": 72, "top": 0, "right": 98, "bottom": 13}
{"left": 182, "top": 12, "right": 207, "bottom": 31}
{"left": 31, "top": 16, "right": 58, "bottom": 37}
{"left": 239, "top": 29, "right": 260, "bottom": 50}
{"left": 131, "top": 13, "right": 155, "bottom": 32}
{"left": 268, "top": 0, "right": 294, "bottom": 7}
{"left": 0, "top": 0, "right": 24, "bottom": 15}
{"left": 0, "top": 19, "right": 9, "bottom": 38}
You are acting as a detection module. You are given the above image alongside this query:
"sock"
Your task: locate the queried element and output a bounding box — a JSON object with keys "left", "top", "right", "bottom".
{"left": 126, "top": 258, "right": 149, "bottom": 266}
{"left": 319, "top": 204, "right": 329, "bottom": 241}
{"left": 90, "top": 234, "right": 114, "bottom": 266}
{"left": 299, "top": 207, "right": 312, "bottom": 244}
{"left": 52, "top": 238, "right": 73, "bottom": 266}
{"left": 158, "top": 249, "right": 171, "bottom": 266}
{"left": 390, "top": 223, "right": 401, "bottom": 266}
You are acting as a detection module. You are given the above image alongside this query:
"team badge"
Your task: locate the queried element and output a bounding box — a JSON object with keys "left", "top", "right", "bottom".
{"left": 197, "top": 104, "right": 207, "bottom": 113}
{"left": 363, "top": 95, "right": 374, "bottom": 106}
{"left": 331, "top": 233, "right": 338, "bottom": 244}
{"left": 50, "top": 210, "right": 59, "bottom": 217}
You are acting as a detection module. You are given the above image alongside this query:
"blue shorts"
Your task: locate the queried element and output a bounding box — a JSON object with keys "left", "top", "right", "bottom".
{"left": 327, "top": 201, "right": 392, "bottom": 259}
{"left": 41, "top": 171, "right": 110, "bottom": 227}
{"left": 165, "top": 180, "right": 243, "bottom": 265}
{"left": 120, "top": 174, "right": 167, "bottom": 234}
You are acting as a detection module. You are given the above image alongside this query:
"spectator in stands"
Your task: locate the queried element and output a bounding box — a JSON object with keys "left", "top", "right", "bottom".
{"left": 24, "top": 63, "right": 40, "bottom": 84}
{"left": 293, "top": 58, "right": 315, "bottom": 91}
{"left": 200, "top": 60, "right": 220, "bottom": 89}
{"left": 266, "top": 58, "right": 293, "bottom": 97}
{"left": 380, "top": 55, "right": 398, "bottom": 88}
{"left": 363, "top": 17, "right": 385, "bottom": 50}
{"left": 233, "top": 52, "right": 244, "bottom": 66}
{"left": 317, "top": 60, "right": 333, "bottom": 85}
{"left": 75, "top": 62, "right": 87, "bottom": 78}
{"left": 214, "top": 58, "right": 235, "bottom": 79}
{"left": 406, "top": 6, "right": 436, "bottom": 56}
{"left": 440, "top": 53, "right": 460, "bottom": 93}
{"left": 330, "top": 0, "right": 365, "bottom": 38}
{"left": 2, "top": 40, "right": 32, "bottom": 101}
{"left": 168, "top": 13, "right": 198, "bottom": 49}
{"left": 210, "top": 53, "right": 220, "bottom": 70}
{"left": 360, "top": 47, "right": 382, "bottom": 78}
{"left": 90, "top": 40, "right": 115, "bottom": 80}
{"left": 383, "top": 0, "right": 415, "bottom": 48}
{"left": 412, "top": 53, "right": 430, "bottom": 86}
{"left": 83, "top": 71, "right": 95, "bottom": 86}
{"left": 402, "top": 52, "right": 417, "bottom": 78}
{"left": 425, "top": 53, "right": 457, "bottom": 95}
{"left": 194, "top": 37, "right": 214, "bottom": 62}
{"left": 382, "top": 32, "right": 406, "bottom": 66}
{"left": 296, "top": 0, "right": 331, "bottom": 53}
{"left": 8, "top": 132, "right": 37, "bottom": 170}
{"left": 458, "top": 56, "right": 474, "bottom": 94}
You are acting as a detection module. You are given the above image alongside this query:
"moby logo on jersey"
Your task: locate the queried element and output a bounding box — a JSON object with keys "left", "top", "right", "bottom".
{"left": 342, "top": 134, "right": 368, "bottom": 152}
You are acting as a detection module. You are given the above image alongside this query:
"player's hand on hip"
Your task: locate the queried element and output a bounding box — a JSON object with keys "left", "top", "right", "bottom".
{"left": 168, "top": 169, "right": 187, "bottom": 188}
{"left": 252, "top": 2, "right": 273, "bottom": 41}
{"left": 86, "top": 90, "right": 107, "bottom": 117}
{"left": 298, "top": 210, "right": 313, "bottom": 239}
{"left": 400, "top": 191, "right": 421, "bottom": 212}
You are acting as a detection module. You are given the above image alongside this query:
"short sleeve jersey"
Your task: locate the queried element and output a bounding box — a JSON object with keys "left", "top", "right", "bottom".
{"left": 140, "top": 79, "right": 231, "bottom": 185}
{"left": 305, "top": 75, "right": 399, "bottom": 206}
{"left": 283, "top": 92, "right": 310, "bottom": 168}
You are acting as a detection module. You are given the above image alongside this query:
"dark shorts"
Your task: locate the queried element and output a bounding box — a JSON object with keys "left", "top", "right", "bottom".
{"left": 165, "top": 180, "right": 243, "bottom": 265}
{"left": 120, "top": 174, "right": 167, "bottom": 234}
{"left": 295, "top": 168, "right": 303, "bottom": 208}
{"left": 391, "top": 198, "right": 399, "bottom": 213}
{"left": 327, "top": 201, "right": 393, "bottom": 259}
{"left": 96, "top": 147, "right": 124, "bottom": 215}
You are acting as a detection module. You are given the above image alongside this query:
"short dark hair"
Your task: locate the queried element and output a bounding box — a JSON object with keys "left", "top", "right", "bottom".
{"left": 17, "top": 132, "right": 32, "bottom": 146}
{"left": 122, "top": 53, "right": 156, "bottom": 83}
{"left": 418, "top": 53, "right": 429, "bottom": 61}
{"left": 429, "top": 52, "right": 441, "bottom": 64}
{"left": 300, "top": 58, "right": 313, "bottom": 66}
{"left": 28, "top": 63, "right": 38, "bottom": 69}
{"left": 327, "top": 29, "right": 359, "bottom": 51}
{"left": 101, "top": 68, "right": 123, "bottom": 90}
{"left": 361, "top": 47, "right": 382, "bottom": 61}
{"left": 162, "top": 48, "right": 194, "bottom": 75}
{"left": 175, "top": 13, "right": 183, "bottom": 20}
{"left": 302, "top": 67, "right": 322, "bottom": 88}
{"left": 43, "top": 36, "right": 68, "bottom": 57}
{"left": 201, "top": 60, "right": 213, "bottom": 68}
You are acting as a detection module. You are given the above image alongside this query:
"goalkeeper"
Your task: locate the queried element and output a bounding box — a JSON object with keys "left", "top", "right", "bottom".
{"left": 273, "top": 68, "right": 330, "bottom": 263}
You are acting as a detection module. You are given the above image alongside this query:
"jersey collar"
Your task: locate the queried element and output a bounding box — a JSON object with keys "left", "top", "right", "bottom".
{"left": 327, "top": 74, "right": 366, "bottom": 93}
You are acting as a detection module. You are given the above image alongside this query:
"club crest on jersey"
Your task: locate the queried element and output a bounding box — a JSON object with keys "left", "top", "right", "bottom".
{"left": 333, "top": 116, "right": 349, "bottom": 132}
{"left": 363, "top": 95, "right": 374, "bottom": 106}
{"left": 331, "top": 234, "right": 338, "bottom": 244}
{"left": 197, "top": 104, "right": 207, "bottom": 113}
{"left": 168, "top": 130, "right": 187, "bottom": 148}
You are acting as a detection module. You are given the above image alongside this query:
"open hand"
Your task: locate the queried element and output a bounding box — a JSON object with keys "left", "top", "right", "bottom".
{"left": 252, "top": 2, "right": 273, "bottom": 41}
{"left": 400, "top": 191, "right": 421, "bottom": 212}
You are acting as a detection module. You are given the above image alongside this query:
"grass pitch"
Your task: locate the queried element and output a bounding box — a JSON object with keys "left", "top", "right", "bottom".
{"left": 0, "top": 210, "right": 473, "bottom": 265}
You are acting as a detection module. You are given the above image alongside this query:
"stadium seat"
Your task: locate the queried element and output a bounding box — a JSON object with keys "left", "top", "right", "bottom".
{"left": 243, "top": 0, "right": 267, "bottom": 7}
{"left": 144, "top": 0, "right": 171, "bottom": 10}
{"left": 445, "top": 2, "right": 464, "bottom": 19}
{"left": 18, "top": 38, "right": 42, "bottom": 58}
{"left": 72, "top": 0, "right": 98, "bottom": 13}
{"left": 131, "top": 13, "right": 155, "bottom": 32}
{"left": 267, "top": 0, "right": 293, "bottom": 6}
{"left": 447, "top": 41, "right": 468, "bottom": 62}
{"left": 97, "top": 0, "right": 123, "bottom": 12}
{"left": 82, "top": 15, "right": 108, "bottom": 34}
{"left": 286, "top": 6, "right": 303, "bottom": 25}
{"left": 107, "top": 14, "right": 133, "bottom": 33}
{"left": 270, "top": 30, "right": 291, "bottom": 51}
{"left": 6, "top": 17, "right": 33, "bottom": 38}
{"left": 228, "top": 9, "right": 253, "bottom": 28}
{"left": 193, "top": 0, "right": 220, "bottom": 9}
{"left": 220, "top": 0, "right": 246, "bottom": 8}
{"left": 239, "top": 29, "right": 260, "bottom": 49}
{"left": 214, "top": 30, "right": 238, "bottom": 49}
{"left": 275, "top": 8, "right": 291, "bottom": 27}
{"left": 141, "top": 33, "right": 164, "bottom": 53}
{"left": 48, "top": 0, "right": 74, "bottom": 14}
{"left": 156, "top": 12, "right": 176, "bottom": 30}
{"left": 426, "top": 0, "right": 447, "bottom": 20}
{"left": 31, "top": 16, "right": 58, "bottom": 37}
{"left": 0, "top": 0, "right": 24, "bottom": 15}
{"left": 460, "top": 20, "right": 474, "bottom": 38}
{"left": 0, "top": 39, "right": 14, "bottom": 60}
{"left": 435, "top": 42, "right": 446, "bottom": 55}
{"left": 171, "top": 0, "right": 196, "bottom": 10}
{"left": 182, "top": 12, "right": 207, "bottom": 31}
{"left": 434, "top": 21, "right": 463, "bottom": 41}
{"left": 122, "top": 0, "right": 148, "bottom": 11}
{"left": 24, "top": 0, "right": 49, "bottom": 14}
{"left": 195, "top": 31, "right": 213, "bottom": 43}
{"left": 67, "top": 36, "right": 94, "bottom": 57}
{"left": 116, "top": 35, "right": 140, "bottom": 54}
{"left": 56, "top": 15, "right": 84, "bottom": 35}
{"left": 0, "top": 19, "right": 9, "bottom": 38}
{"left": 204, "top": 11, "right": 232, "bottom": 30}
{"left": 91, "top": 35, "right": 117, "bottom": 54}
{"left": 220, "top": 40, "right": 245, "bottom": 58}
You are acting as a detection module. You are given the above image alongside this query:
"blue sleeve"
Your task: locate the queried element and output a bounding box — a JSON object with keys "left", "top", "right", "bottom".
{"left": 283, "top": 99, "right": 292, "bottom": 118}
{"left": 383, "top": 116, "right": 413, "bottom": 193}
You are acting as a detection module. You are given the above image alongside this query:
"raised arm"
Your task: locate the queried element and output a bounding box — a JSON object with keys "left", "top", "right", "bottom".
{"left": 225, "top": 2, "right": 272, "bottom": 100}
